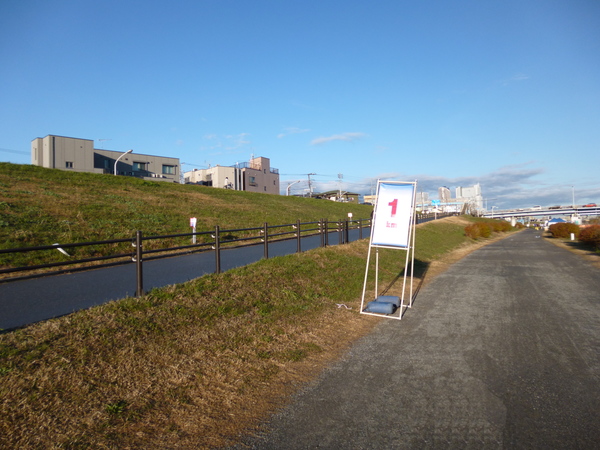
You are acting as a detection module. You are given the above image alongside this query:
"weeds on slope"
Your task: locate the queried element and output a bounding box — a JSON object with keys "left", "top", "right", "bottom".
{"left": 0, "top": 216, "right": 508, "bottom": 448}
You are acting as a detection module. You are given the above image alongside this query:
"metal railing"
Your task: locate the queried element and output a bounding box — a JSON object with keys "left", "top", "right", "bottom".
{"left": 0, "top": 212, "right": 455, "bottom": 295}
{"left": 0, "top": 218, "right": 371, "bottom": 288}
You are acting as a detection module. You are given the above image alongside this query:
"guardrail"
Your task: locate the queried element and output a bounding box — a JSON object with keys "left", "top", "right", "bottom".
{"left": 0, "top": 212, "right": 455, "bottom": 296}
{"left": 0, "top": 218, "right": 370, "bottom": 288}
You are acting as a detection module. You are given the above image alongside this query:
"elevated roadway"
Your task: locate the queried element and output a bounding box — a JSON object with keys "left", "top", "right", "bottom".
{"left": 482, "top": 205, "right": 600, "bottom": 219}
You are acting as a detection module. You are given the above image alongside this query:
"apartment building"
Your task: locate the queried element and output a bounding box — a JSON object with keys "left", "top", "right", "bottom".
{"left": 184, "top": 156, "right": 280, "bottom": 195}
{"left": 456, "top": 183, "right": 484, "bottom": 210}
{"left": 31, "top": 135, "right": 180, "bottom": 182}
{"left": 438, "top": 186, "right": 452, "bottom": 203}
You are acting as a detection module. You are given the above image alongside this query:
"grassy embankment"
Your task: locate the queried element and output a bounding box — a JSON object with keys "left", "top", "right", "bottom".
{"left": 0, "top": 163, "right": 372, "bottom": 268}
{"left": 0, "top": 163, "right": 517, "bottom": 448}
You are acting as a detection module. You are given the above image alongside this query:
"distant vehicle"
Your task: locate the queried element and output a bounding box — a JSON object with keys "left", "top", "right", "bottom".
{"left": 531, "top": 206, "right": 542, "bottom": 210}
{"left": 583, "top": 203, "right": 597, "bottom": 207}
{"left": 549, "top": 205, "right": 561, "bottom": 209}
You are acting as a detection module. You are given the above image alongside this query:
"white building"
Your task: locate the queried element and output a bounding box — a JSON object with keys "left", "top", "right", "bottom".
{"left": 184, "top": 156, "right": 280, "bottom": 195}
{"left": 456, "top": 183, "right": 484, "bottom": 211}
{"left": 438, "top": 186, "right": 451, "bottom": 203}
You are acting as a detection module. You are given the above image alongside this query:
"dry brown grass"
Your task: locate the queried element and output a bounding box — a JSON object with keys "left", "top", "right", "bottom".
{"left": 0, "top": 216, "right": 513, "bottom": 449}
{"left": 542, "top": 230, "right": 600, "bottom": 269}
{"left": 0, "top": 242, "right": 380, "bottom": 449}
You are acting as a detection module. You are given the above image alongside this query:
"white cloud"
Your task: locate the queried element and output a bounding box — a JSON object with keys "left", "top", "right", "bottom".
{"left": 294, "top": 163, "right": 597, "bottom": 209}
{"left": 200, "top": 132, "right": 251, "bottom": 152}
{"left": 277, "top": 127, "right": 310, "bottom": 139}
{"left": 499, "top": 73, "right": 530, "bottom": 86}
{"left": 310, "top": 132, "right": 366, "bottom": 146}
{"left": 511, "top": 73, "right": 530, "bottom": 81}
{"left": 225, "top": 133, "right": 251, "bottom": 149}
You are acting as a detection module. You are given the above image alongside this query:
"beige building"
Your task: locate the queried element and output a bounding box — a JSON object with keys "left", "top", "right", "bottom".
{"left": 184, "top": 156, "right": 279, "bottom": 195}
{"left": 31, "top": 135, "right": 180, "bottom": 182}
{"left": 438, "top": 186, "right": 452, "bottom": 203}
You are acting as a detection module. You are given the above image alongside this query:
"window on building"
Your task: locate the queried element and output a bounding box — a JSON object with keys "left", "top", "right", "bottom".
{"left": 133, "top": 162, "right": 147, "bottom": 171}
{"left": 162, "top": 164, "right": 176, "bottom": 175}
{"left": 264, "top": 186, "right": 267, "bottom": 191}
{"left": 65, "top": 161, "right": 73, "bottom": 168}
{"left": 249, "top": 176, "right": 257, "bottom": 186}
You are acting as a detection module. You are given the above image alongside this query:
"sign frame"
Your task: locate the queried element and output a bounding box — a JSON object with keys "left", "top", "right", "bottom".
{"left": 360, "top": 180, "right": 417, "bottom": 320}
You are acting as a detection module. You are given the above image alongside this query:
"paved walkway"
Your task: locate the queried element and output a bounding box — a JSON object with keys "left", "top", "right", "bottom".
{"left": 234, "top": 229, "right": 600, "bottom": 449}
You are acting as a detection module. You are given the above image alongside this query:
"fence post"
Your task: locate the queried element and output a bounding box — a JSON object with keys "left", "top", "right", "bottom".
{"left": 324, "top": 219, "right": 329, "bottom": 246}
{"left": 263, "top": 222, "right": 269, "bottom": 259}
{"left": 344, "top": 219, "right": 349, "bottom": 244}
{"left": 214, "top": 225, "right": 221, "bottom": 274}
{"left": 135, "top": 230, "right": 144, "bottom": 297}
{"left": 359, "top": 218, "right": 363, "bottom": 240}
{"left": 320, "top": 219, "right": 325, "bottom": 247}
{"left": 338, "top": 221, "right": 343, "bottom": 245}
{"left": 296, "top": 219, "right": 301, "bottom": 253}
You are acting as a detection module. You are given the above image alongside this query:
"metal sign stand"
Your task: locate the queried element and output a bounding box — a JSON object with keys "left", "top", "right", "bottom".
{"left": 360, "top": 180, "right": 417, "bottom": 320}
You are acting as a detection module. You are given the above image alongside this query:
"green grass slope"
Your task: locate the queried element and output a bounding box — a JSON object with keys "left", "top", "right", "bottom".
{"left": 0, "top": 163, "right": 373, "bottom": 249}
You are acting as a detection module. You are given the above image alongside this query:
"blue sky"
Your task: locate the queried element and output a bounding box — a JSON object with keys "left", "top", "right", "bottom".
{"left": 1, "top": 0, "right": 599, "bottom": 209}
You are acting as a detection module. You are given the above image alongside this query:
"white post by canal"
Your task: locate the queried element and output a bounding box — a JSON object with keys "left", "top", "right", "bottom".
{"left": 190, "top": 217, "right": 197, "bottom": 244}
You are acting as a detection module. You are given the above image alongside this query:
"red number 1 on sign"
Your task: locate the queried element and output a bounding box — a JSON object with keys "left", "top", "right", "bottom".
{"left": 388, "top": 198, "right": 398, "bottom": 217}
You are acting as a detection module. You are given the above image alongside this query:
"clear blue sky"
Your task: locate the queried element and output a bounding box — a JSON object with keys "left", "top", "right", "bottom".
{"left": 1, "top": 0, "right": 599, "bottom": 209}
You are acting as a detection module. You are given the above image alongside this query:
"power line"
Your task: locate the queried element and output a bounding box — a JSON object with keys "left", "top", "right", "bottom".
{"left": 0, "top": 148, "right": 29, "bottom": 155}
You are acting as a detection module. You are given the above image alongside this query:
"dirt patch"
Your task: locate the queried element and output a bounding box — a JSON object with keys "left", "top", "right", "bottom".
{"left": 543, "top": 232, "right": 600, "bottom": 269}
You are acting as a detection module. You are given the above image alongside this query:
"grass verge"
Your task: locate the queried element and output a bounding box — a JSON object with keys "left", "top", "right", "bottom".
{"left": 0, "top": 163, "right": 373, "bottom": 249}
{"left": 0, "top": 216, "right": 515, "bottom": 448}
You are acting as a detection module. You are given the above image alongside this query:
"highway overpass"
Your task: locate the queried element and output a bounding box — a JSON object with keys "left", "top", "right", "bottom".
{"left": 482, "top": 205, "right": 600, "bottom": 219}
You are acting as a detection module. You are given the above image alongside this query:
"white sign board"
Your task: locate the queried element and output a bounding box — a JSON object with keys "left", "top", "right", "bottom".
{"left": 371, "top": 182, "right": 415, "bottom": 248}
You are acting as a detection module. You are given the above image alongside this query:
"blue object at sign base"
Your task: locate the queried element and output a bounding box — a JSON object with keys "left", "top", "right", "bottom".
{"left": 376, "top": 295, "right": 400, "bottom": 307}
{"left": 365, "top": 301, "right": 396, "bottom": 314}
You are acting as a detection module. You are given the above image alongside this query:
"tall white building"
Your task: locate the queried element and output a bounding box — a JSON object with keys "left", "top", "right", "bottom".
{"left": 456, "top": 183, "right": 483, "bottom": 211}
{"left": 438, "top": 186, "right": 452, "bottom": 203}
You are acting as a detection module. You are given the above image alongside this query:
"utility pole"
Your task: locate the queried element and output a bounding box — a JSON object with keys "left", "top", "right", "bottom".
{"left": 307, "top": 173, "right": 316, "bottom": 197}
{"left": 338, "top": 173, "right": 343, "bottom": 200}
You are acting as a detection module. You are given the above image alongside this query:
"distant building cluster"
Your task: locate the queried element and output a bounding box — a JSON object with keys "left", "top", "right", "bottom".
{"left": 29, "top": 134, "right": 485, "bottom": 205}
{"left": 426, "top": 183, "right": 484, "bottom": 213}
{"left": 31, "top": 134, "right": 280, "bottom": 195}
{"left": 364, "top": 183, "right": 484, "bottom": 214}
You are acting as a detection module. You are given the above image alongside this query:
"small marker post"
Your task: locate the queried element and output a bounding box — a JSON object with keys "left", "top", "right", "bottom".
{"left": 190, "top": 217, "right": 197, "bottom": 244}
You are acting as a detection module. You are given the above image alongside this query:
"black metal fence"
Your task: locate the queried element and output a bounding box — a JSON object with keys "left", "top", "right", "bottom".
{"left": 0, "top": 212, "right": 455, "bottom": 296}
{"left": 0, "top": 218, "right": 371, "bottom": 289}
